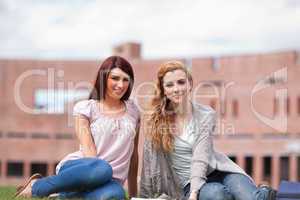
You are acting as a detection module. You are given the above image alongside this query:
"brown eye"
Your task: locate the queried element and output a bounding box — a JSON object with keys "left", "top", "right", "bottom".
{"left": 111, "top": 76, "right": 120, "bottom": 81}
{"left": 123, "top": 78, "right": 129, "bottom": 82}
{"left": 177, "top": 79, "right": 186, "bottom": 85}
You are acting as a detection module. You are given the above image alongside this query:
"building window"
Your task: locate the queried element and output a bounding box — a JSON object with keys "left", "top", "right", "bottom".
{"left": 263, "top": 156, "right": 272, "bottom": 184}
{"left": 31, "top": 163, "right": 48, "bottom": 176}
{"left": 34, "top": 89, "right": 89, "bottom": 114}
{"left": 31, "top": 133, "right": 50, "bottom": 139}
{"left": 274, "top": 97, "right": 290, "bottom": 116}
{"left": 7, "top": 161, "right": 24, "bottom": 177}
{"left": 7, "top": 132, "right": 26, "bottom": 139}
{"left": 232, "top": 100, "right": 239, "bottom": 117}
{"left": 212, "top": 58, "right": 220, "bottom": 71}
{"left": 274, "top": 97, "right": 278, "bottom": 116}
{"left": 228, "top": 155, "right": 237, "bottom": 163}
{"left": 262, "top": 132, "right": 289, "bottom": 139}
{"left": 245, "top": 156, "right": 253, "bottom": 177}
{"left": 221, "top": 99, "right": 227, "bottom": 117}
{"left": 227, "top": 133, "right": 254, "bottom": 139}
{"left": 286, "top": 97, "right": 290, "bottom": 116}
{"left": 55, "top": 133, "right": 73, "bottom": 140}
{"left": 280, "top": 156, "right": 290, "bottom": 181}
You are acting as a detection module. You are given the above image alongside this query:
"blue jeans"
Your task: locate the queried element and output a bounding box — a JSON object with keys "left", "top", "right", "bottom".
{"left": 32, "top": 158, "right": 125, "bottom": 200}
{"left": 183, "top": 170, "right": 272, "bottom": 200}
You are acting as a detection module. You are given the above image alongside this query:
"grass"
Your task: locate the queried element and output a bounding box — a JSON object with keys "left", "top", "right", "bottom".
{"left": 0, "top": 186, "right": 52, "bottom": 200}
{"left": 0, "top": 187, "right": 130, "bottom": 200}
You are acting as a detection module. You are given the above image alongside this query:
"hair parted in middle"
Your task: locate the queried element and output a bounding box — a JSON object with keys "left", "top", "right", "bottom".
{"left": 147, "top": 60, "right": 193, "bottom": 152}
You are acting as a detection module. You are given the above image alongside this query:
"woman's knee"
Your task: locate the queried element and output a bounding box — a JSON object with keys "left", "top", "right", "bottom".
{"left": 199, "top": 183, "right": 233, "bottom": 200}
{"left": 87, "top": 159, "right": 113, "bottom": 184}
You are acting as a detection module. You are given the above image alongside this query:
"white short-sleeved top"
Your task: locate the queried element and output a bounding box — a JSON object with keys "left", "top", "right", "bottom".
{"left": 55, "top": 99, "right": 140, "bottom": 184}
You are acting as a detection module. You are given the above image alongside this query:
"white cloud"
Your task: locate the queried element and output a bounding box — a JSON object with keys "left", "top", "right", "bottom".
{"left": 0, "top": 0, "right": 299, "bottom": 59}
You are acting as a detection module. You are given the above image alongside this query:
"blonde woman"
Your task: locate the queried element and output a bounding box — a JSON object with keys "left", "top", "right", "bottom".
{"left": 139, "top": 61, "right": 276, "bottom": 200}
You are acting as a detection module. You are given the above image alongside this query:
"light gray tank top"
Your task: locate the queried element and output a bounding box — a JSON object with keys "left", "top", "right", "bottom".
{"left": 170, "top": 118, "right": 196, "bottom": 188}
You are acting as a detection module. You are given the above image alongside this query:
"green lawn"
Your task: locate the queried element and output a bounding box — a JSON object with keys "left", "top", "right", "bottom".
{"left": 0, "top": 187, "right": 129, "bottom": 200}
{"left": 0, "top": 186, "right": 85, "bottom": 199}
{"left": 0, "top": 186, "right": 17, "bottom": 200}
{"left": 0, "top": 186, "right": 15, "bottom": 200}
{"left": 0, "top": 186, "right": 51, "bottom": 200}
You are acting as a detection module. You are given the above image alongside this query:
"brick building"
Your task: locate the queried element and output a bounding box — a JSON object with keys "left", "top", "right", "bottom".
{"left": 0, "top": 42, "right": 299, "bottom": 189}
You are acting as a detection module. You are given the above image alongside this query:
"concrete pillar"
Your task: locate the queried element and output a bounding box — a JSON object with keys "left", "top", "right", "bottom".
{"left": 2, "top": 159, "right": 7, "bottom": 179}
{"left": 24, "top": 161, "right": 30, "bottom": 178}
{"left": 48, "top": 162, "right": 55, "bottom": 176}
{"left": 296, "top": 154, "right": 300, "bottom": 182}
{"left": 237, "top": 155, "right": 245, "bottom": 170}
{"left": 290, "top": 154, "right": 297, "bottom": 182}
{"left": 254, "top": 155, "right": 262, "bottom": 184}
{"left": 271, "top": 156, "right": 280, "bottom": 189}
{"left": 1, "top": 160, "right": 7, "bottom": 184}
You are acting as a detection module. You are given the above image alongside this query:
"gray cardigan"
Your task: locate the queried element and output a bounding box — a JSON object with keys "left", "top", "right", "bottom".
{"left": 139, "top": 102, "right": 250, "bottom": 199}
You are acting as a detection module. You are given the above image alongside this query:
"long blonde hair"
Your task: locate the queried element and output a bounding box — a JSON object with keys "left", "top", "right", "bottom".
{"left": 147, "top": 61, "right": 193, "bottom": 152}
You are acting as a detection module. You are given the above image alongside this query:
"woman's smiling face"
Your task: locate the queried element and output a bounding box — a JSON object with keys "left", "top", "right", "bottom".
{"left": 162, "top": 69, "right": 191, "bottom": 104}
{"left": 106, "top": 67, "right": 130, "bottom": 100}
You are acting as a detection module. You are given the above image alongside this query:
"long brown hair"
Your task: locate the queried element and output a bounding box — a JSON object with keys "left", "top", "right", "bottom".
{"left": 148, "top": 61, "right": 193, "bottom": 152}
{"left": 89, "top": 56, "right": 134, "bottom": 101}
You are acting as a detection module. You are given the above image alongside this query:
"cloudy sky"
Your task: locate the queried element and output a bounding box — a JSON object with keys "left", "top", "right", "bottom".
{"left": 0, "top": 0, "right": 299, "bottom": 59}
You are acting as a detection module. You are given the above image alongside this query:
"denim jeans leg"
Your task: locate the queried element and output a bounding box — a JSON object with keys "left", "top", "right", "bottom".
{"left": 198, "top": 182, "right": 233, "bottom": 200}
{"left": 31, "top": 158, "right": 113, "bottom": 197}
{"left": 83, "top": 180, "right": 125, "bottom": 200}
{"left": 58, "top": 180, "right": 125, "bottom": 200}
{"left": 222, "top": 172, "right": 269, "bottom": 200}
{"left": 182, "top": 171, "right": 233, "bottom": 200}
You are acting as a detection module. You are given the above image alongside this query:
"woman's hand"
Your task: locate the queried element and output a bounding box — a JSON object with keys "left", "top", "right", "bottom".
{"left": 188, "top": 190, "right": 198, "bottom": 200}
